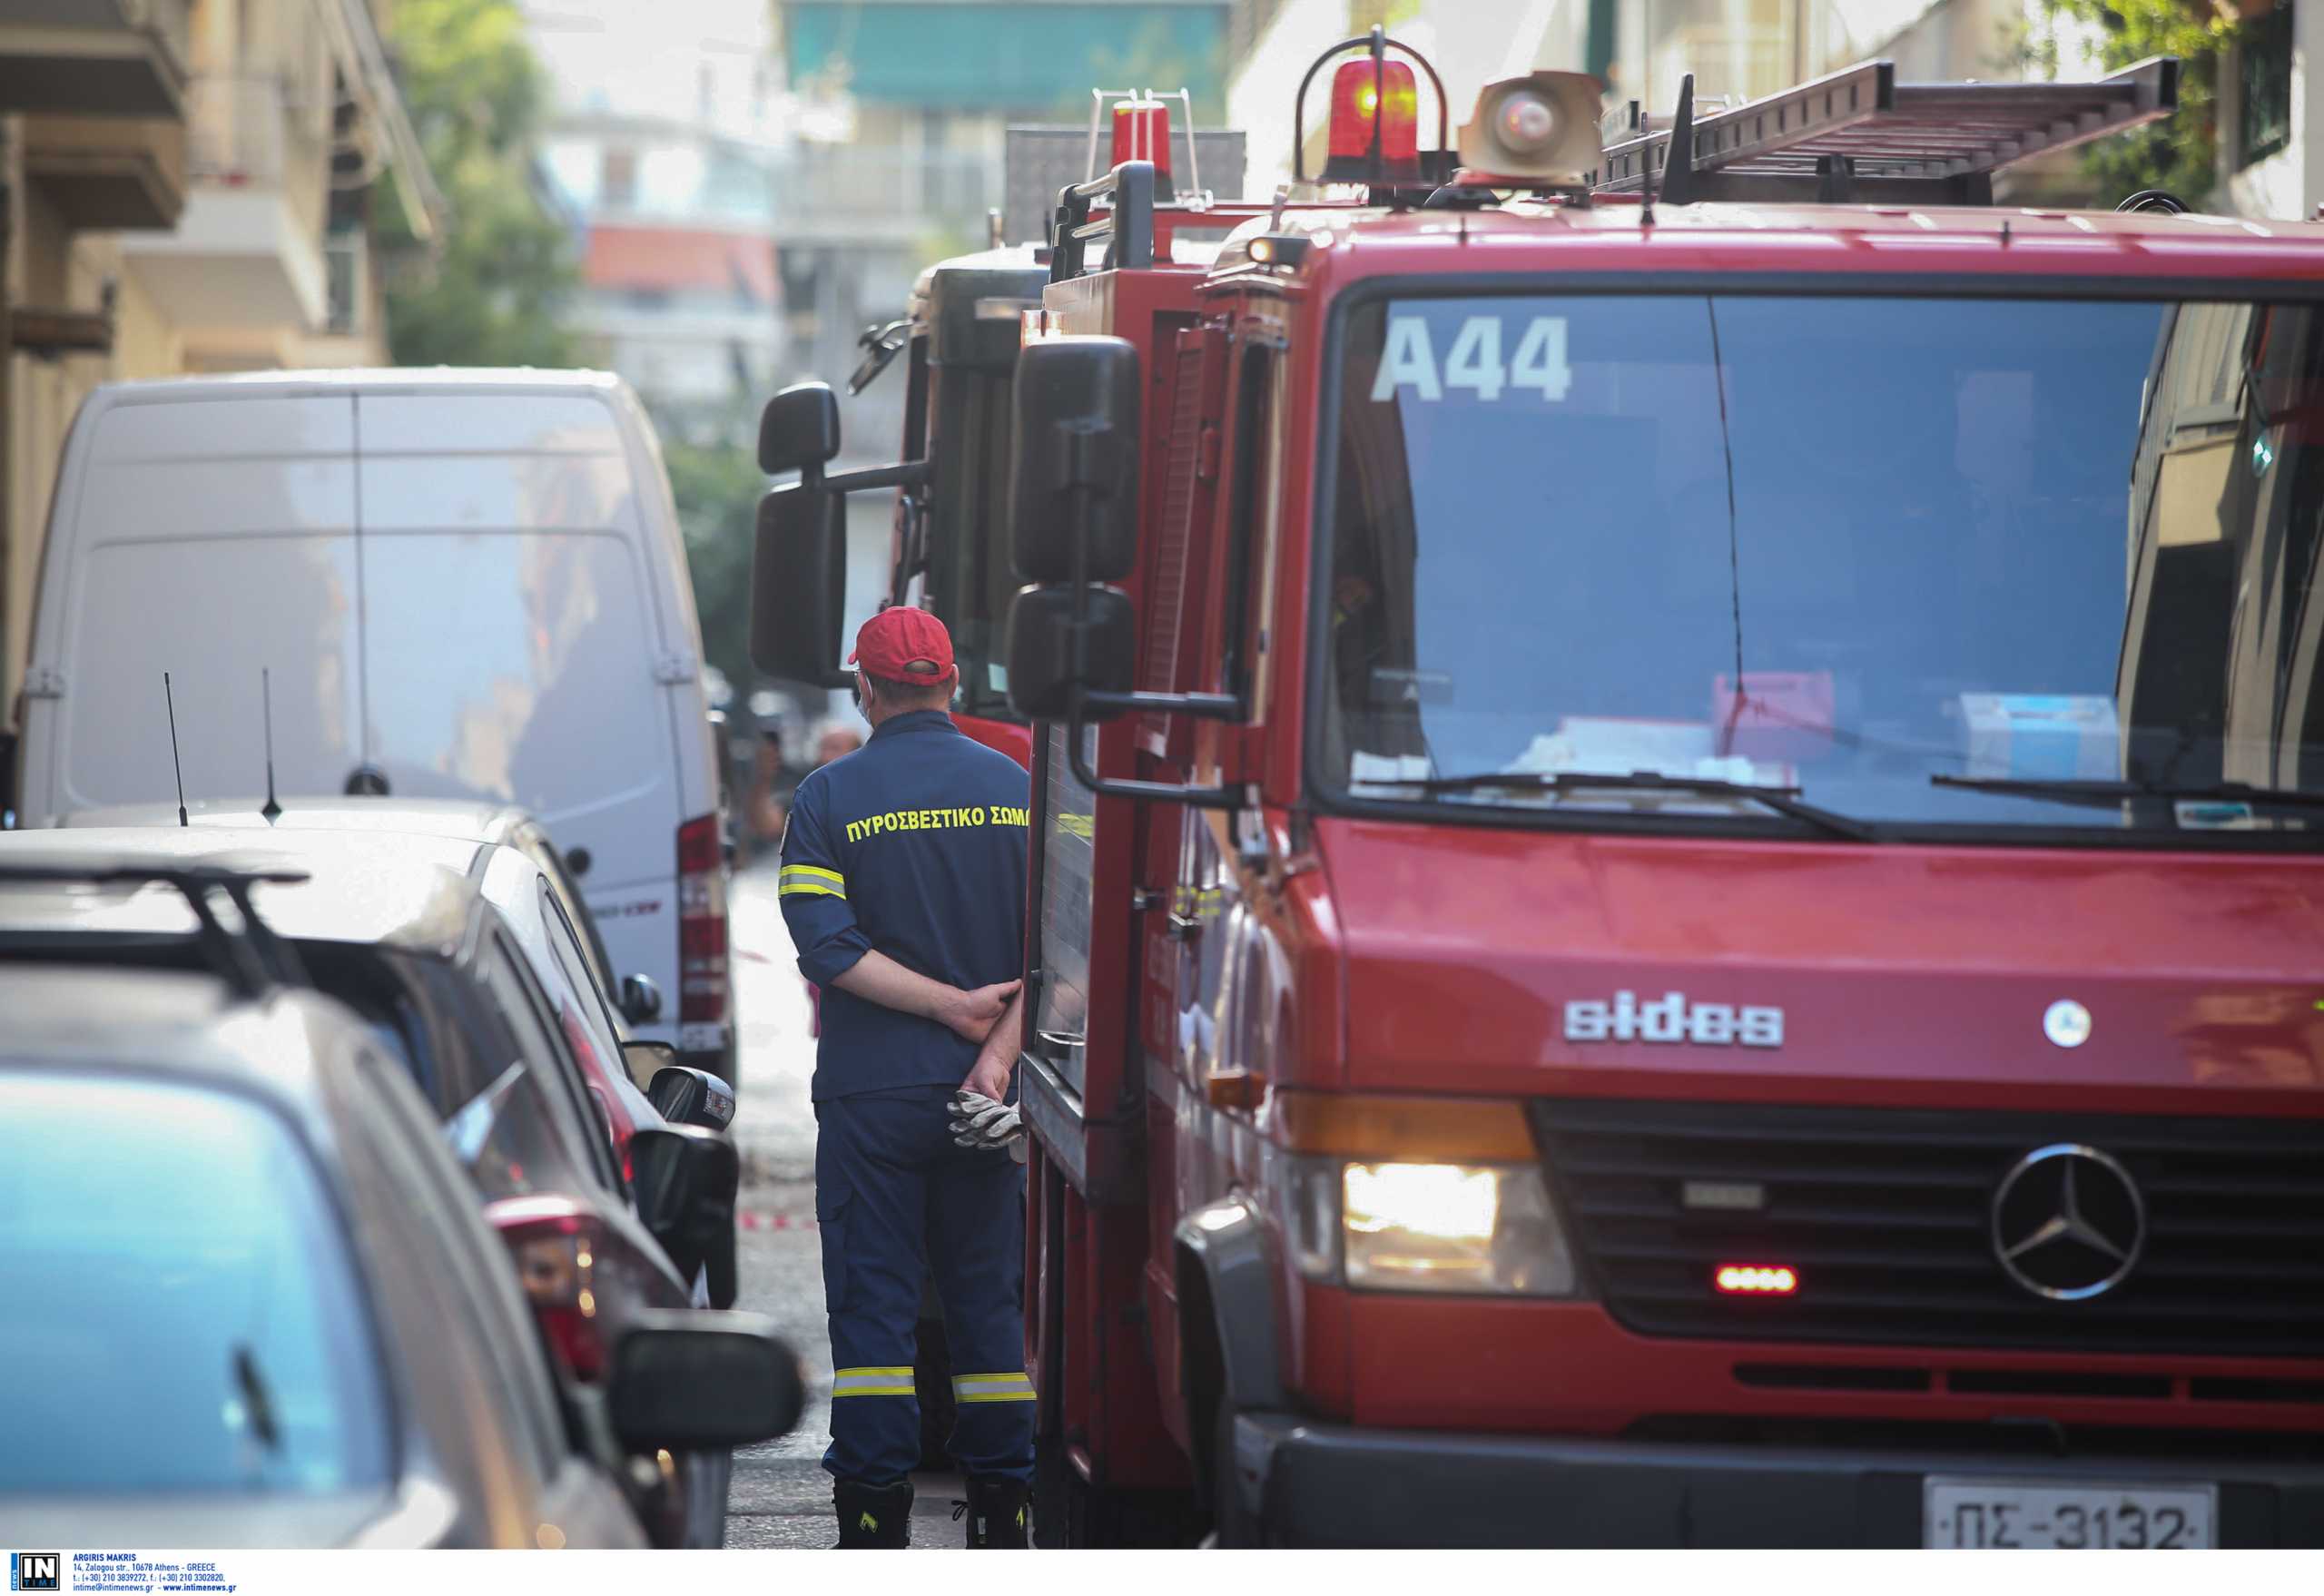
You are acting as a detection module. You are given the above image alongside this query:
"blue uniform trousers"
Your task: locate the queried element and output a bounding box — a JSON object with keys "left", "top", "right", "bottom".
{"left": 815, "top": 1085, "right": 1034, "bottom": 1484}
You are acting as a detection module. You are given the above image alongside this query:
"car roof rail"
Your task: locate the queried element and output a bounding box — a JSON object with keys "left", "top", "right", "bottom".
{"left": 0, "top": 859, "right": 312, "bottom": 1000}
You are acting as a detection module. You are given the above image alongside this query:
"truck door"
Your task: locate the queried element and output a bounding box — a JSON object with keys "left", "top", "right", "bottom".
{"left": 1166, "top": 333, "right": 1279, "bottom": 1203}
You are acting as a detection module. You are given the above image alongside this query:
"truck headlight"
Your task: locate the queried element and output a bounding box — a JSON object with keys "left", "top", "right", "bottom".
{"left": 1334, "top": 1160, "right": 1576, "bottom": 1296}
{"left": 1266, "top": 1095, "right": 1582, "bottom": 1297}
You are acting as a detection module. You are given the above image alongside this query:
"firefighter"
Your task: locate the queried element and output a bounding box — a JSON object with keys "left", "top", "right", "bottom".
{"left": 778, "top": 605, "right": 1036, "bottom": 1549}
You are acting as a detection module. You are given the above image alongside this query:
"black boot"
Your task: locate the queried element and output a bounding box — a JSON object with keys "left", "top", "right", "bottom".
{"left": 960, "top": 1474, "right": 1031, "bottom": 1548}
{"left": 835, "top": 1479, "right": 913, "bottom": 1548}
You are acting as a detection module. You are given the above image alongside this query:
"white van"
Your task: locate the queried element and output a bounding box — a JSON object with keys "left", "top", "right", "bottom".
{"left": 13, "top": 369, "right": 734, "bottom": 1080}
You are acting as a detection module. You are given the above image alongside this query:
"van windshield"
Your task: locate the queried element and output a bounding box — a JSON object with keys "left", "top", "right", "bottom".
{"left": 1319, "top": 291, "right": 2324, "bottom": 844}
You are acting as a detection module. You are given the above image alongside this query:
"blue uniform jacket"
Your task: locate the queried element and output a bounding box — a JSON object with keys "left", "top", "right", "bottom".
{"left": 778, "top": 709, "right": 1031, "bottom": 1101}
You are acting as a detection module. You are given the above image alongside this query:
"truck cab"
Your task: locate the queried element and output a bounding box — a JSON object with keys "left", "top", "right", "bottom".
{"left": 760, "top": 41, "right": 2324, "bottom": 1548}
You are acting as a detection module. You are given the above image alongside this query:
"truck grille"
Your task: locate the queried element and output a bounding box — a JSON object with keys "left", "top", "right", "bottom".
{"left": 1531, "top": 1099, "right": 2324, "bottom": 1357}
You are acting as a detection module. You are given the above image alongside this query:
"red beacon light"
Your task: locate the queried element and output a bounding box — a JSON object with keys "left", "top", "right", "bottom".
{"left": 1324, "top": 57, "right": 1420, "bottom": 182}
{"left": 1292, "top": 25, "right": 1447, "bottom": 194}
{"left": 1110, "top": 94, "right": 1172, "bottom": 182}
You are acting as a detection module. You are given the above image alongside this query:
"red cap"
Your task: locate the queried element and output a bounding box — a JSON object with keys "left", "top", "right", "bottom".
{"left": 848, "top": 606, "right": 957, "bottom": 686}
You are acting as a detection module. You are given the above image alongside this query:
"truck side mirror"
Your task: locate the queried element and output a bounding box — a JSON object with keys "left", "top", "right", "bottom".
{"left": 1005, "top": 584, "right": 1136, "bottom": 721}
{"left": 1009, "top": 337, "right": 1141, "bottom": 585}
{"left": 759, "top": 381, "right": 841, "bottom": 478}
{"left": 750, "top": 481, "right": 851, "bottom": 688}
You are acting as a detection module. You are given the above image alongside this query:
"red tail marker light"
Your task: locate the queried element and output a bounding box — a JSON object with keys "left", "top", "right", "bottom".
{"left": 489, "top": 1196, "right": 608, "bottom": 1380}
{"left": 1324, "top": 58, "right": 1421, "bottom": 183}
{"left": 677, "top": 813, "right": 728, "bottom": 1030}
{"left": 1716, "top": 1264, "right": 1799, "bottom": 1296}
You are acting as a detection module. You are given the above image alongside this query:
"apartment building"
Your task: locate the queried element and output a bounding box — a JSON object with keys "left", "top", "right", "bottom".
{"left": 0, "top": 0, "right": 434, "bottom": 796}
{"left": 527, "top": 0, "right": 784, "bottom": 445}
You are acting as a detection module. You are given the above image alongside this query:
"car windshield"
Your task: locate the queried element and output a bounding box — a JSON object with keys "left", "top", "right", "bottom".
{"left": 0, "top": 1071, "right": 391, "bottom": 1494}
{"left": 1322, "top": 291, "right": 2324, "bottom": 843}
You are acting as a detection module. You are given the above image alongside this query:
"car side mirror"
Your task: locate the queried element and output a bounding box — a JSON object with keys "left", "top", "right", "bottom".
{"left": 648, "top": 1063, "right": 735, "bottom": 1131}
{"left": 1005, "top": 583, "right": 1136, "bottom": 722}
{"left": 619, "top": 975, "right": 664, "bottom": 1027}
{"left": 628, "top": 1123, "right": 739, "bottom": 1307}
{"left": 759, "top": 381, "right": 841, "bottom": 479}
{"left": 1009, "top": 336, "right": 1141, "bottom": 585}
{"left": 608, "top": 1309, "right": 804, "bottom": 1451}
{"left": 750, "top": 480, "right": 850, "bottom": 689}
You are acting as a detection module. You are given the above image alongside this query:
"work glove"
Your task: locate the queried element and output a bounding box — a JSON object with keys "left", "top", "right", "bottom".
{"left": 950, "top": 1089, "right": 1026, "bottom": 1160}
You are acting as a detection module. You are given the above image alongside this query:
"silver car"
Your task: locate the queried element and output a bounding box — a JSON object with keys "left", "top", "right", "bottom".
{"left": 0, "top": 919, "right": 797, "bottom": 1546}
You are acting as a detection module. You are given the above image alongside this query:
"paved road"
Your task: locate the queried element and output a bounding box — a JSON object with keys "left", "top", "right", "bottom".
{"left": 722, "top": 858, "right": 968, "bottom": 1549}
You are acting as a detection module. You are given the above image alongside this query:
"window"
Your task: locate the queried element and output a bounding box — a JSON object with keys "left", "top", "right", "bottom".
{"left": 478, "top": 937, "right": 618, "bottom": 1190}
{"left": 521, "top": 825, "right": 617, "bottom": 1000}
{"left": 539, "top": 880, "right": 631, "bottom": 1086}
{"left": 0, "top": 1072, "right": 390, "bottom": 1494}
{"left": 601, "top": 146, "right": 638, "bottom": 208}
{"left": 2240, "top": 5, "right": 2294, "bottom": 168}
{"left": 1216, "top": 345, "right": 1277, "bottom": 702}
{"left": 1321, "top": 290, "right": 2324, "bottom": 846}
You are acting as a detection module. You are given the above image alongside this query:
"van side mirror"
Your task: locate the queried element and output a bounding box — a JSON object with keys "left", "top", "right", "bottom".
{"left": 759, "top": 382, "right": 841, "bottom": 478}
{"left": 1009, "top": 337, "right": 1141, "bottom": 584}
{"left": 750, "top": 481, "right": 850, "bottom": 688}
{"left": 1006, "top": 584, "right": 1136, "bottom": 721}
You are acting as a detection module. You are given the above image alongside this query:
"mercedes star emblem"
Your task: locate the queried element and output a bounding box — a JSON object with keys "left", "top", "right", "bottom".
{"left": 1991, "top": 1143, "right": 2145, "bottom": 1301}
{"left": 2043, "top": 998, "right": 2093, "bottom": 1049}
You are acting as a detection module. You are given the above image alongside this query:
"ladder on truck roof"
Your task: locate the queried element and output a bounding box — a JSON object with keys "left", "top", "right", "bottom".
{"left": 1595, "top": 56, "right": 2180, "bottom": 207}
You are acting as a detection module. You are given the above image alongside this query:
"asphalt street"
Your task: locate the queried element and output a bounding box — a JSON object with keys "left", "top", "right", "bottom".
{"left": 723, "top": 857, "right": 970, "bottom": 1549}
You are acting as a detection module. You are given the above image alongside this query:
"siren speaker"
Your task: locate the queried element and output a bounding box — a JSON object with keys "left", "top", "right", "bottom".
{"left": 1456, "top": 72, "right": 1605, "bottom": 187}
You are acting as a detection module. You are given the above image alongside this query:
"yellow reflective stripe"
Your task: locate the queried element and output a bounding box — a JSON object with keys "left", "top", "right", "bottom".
{"left": 779, "top": 882, "right": 846, "bottom": 899}
{"left": 951, "top": 1372, "right": 1035, "bottom": 1402}
{"left": 832, "top": 1365, "right": 916, "bottom": 1397}
{"left": 781, "top": 865, "right": 846, "bottom": 886}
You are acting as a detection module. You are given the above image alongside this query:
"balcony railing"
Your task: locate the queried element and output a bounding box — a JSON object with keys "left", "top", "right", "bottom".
{"left": 771, "top": 147, "right": 999, "bottom": 223}
{"left": 185, "top": 74, "right": 290, "bottom": 188}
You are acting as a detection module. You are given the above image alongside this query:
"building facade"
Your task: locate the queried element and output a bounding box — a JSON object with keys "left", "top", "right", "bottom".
{"left": 526, "top": 0, "right": 784, "bottom": 445}
{"left": 0, "top": 0, "right": 433, "bottom": 799}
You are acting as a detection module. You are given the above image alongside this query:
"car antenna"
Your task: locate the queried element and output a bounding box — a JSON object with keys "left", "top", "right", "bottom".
{"left": 1638, "top": 108, "right": 1658, "bottom": 228}
{"left": 260, "top": 667, "right": 281, "bottom": 824}
{"left": 162, "top": 671, "right": 188, "bottom": 827}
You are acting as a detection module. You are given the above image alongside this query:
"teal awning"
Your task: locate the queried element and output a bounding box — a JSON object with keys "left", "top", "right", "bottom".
{"left": 786, "top": 3, "right": 1229, "bottom": 112}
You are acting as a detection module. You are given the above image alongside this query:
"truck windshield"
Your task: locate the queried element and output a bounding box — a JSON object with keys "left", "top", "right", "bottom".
{"left": 1320, "top": 291, "right": 2324, "bottom": 843}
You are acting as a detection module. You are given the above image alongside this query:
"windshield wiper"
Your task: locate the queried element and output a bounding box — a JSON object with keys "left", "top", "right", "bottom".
{"left": 1931, "top": 773, "right": 2324, "bottom": 814}
{"left": 1388, "top": 769, "right": 1878, "bottom": 842}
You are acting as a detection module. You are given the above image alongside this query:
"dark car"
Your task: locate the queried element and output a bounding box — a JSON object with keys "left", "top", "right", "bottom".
{"left": 0, "top": 827, "right": 740, "bottom": 1547}
{"left": 0, "top": 956, "right": 799, "bottom": 1548}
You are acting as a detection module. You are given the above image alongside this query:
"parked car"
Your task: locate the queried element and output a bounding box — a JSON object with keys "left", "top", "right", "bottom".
{"left": 61, "top": 798, "right": 734, "bottom": 1147}
{"left": 68, "top": 796, "right": 652, "bottom": 1023}
{"left": 0, "top": 826, "right": 735, "bottom": 1547}
{"left": 0, "top": 951, "right": 798, "bottom": 1549}
{"left": 10, "top": 369, "right": 734, "bottom": 1082}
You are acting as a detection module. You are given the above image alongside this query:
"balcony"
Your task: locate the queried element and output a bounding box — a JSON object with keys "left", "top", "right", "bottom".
{"left": 117, "top": 75, "right": 328, "bottom": 334}
{"left": 0, "top": 0, "right": 191, "bottom": 116}
{"left": 23, "top": 113, "right": 186, "bottom": 231}
{"left": 771, "top": 147, "right": 1000, "bottom": 243}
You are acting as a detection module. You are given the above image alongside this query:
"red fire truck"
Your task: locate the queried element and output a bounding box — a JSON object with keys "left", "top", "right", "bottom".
{"left": 755, "top": 33, "right": 2324, "bottom": 1548}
